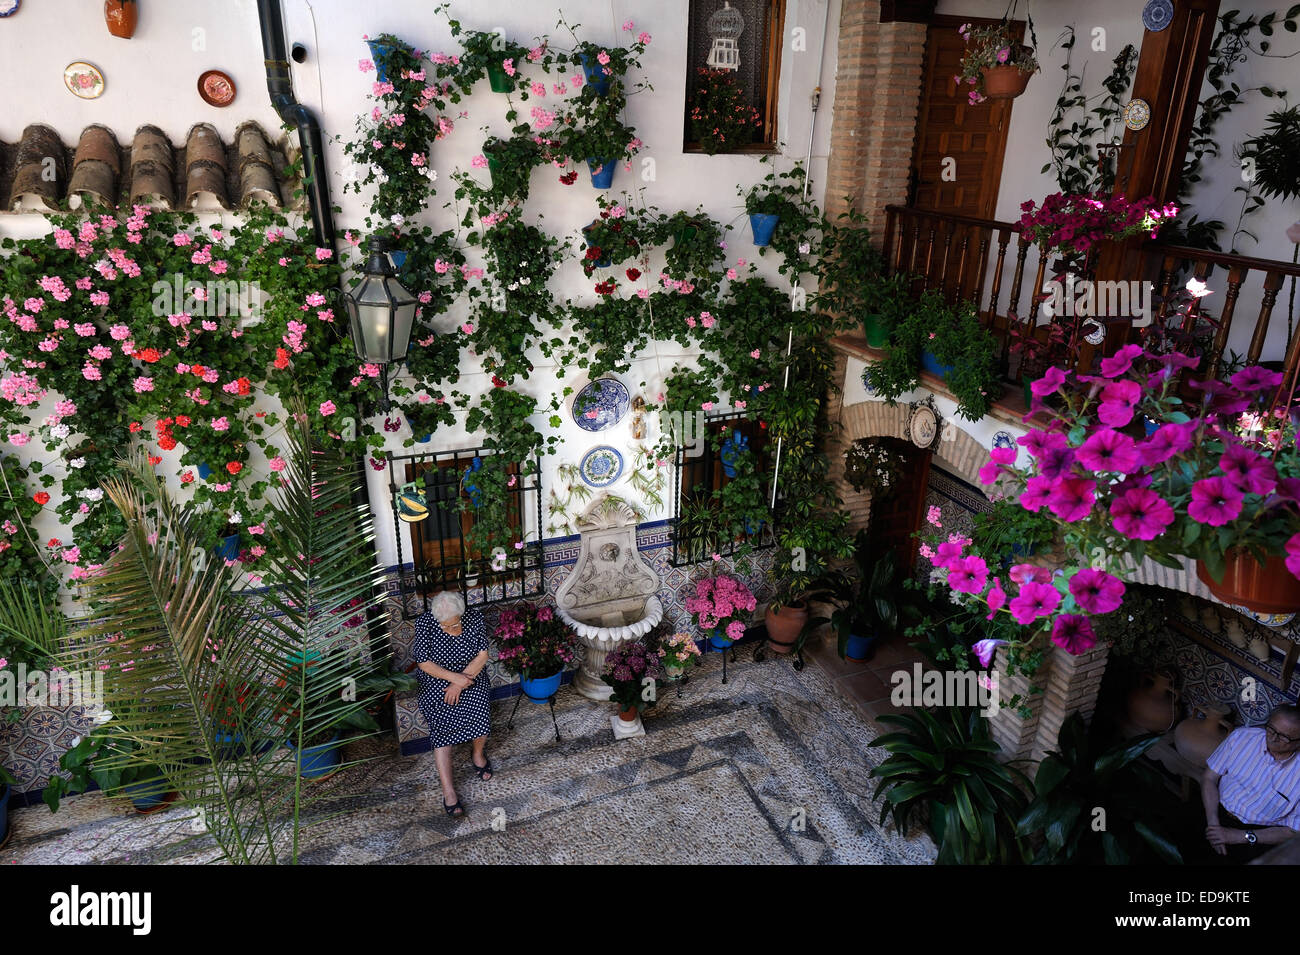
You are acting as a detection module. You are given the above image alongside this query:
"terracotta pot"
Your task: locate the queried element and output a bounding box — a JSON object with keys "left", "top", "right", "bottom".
{"left": 618, "top": 705, "right": 638, "bottom": 722}
{"left": 1196, "top": 551, "right": 1300, "bottom": 614}
{"left": 764, "top": 600, "right": 807, "bottom": 654}
{"left": 1126, "top": 671, "right": 1179, "bottom": 734}
{"left": 981, "top": 65, "right": 1031, "bottom": 99}
{"left": 1173, "top": 704, "right": 1233, "bottom": 767}
{"left": 104, "top": 0, "right": 137, "bottom": 39}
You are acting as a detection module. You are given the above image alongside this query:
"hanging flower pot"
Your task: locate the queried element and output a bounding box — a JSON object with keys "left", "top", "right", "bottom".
{"left": 719, "top": 429, "right": 748, "bottom": 478}
{"left": 1196, "top": 550, "right": 1300, "bottom": 614}
{"left": 366, "top": 39, "right": 396, "bottom": 83}
{"left": 214, "top": 531, "right": 241, "bottom": 563}
{"left": 587, "top": 158, "right": 617, "bottom": 189}
{"left": 104, "top": 0, "right": 137, "bottom": 39}
{"left": 749, "top": 213, "right": 779, "bottom": 247}
{"left": 579, "top": 54, "right": 612, "bottom": 96}
{"left": 486, "top": 61, "right": 515, "bottom": 93}
{"left": 582, "top": 221, "right": 613, "bottom": 267}
{"left": 980, "top": 65, "right": 1032, "bottom": 99}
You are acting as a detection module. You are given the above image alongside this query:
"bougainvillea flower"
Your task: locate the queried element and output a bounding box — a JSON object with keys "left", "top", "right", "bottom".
{"left": 1009, "top": 581, "right": 1061, "bottom": 625}
{"left": 1097, "top": 379, "right": 1142, "bottom": 428}
{"left": 972, "top": 638, "right": 1009, "bottom": 667}
{"left": 1188, "top": 476, "right": 1244, "bottom": 526}
{"left": 1099, "top": 344, "right": 1144, "bottom": 378}
{"left": 1219, "top": 442, "right": 1278, "bottom": 496}
{"left": 1110, "top": 487, "right": 1175, "bottom": 540}
{"left": 1076, "top": 429, "right": 1139, "bottom": 474}
{"left": 1030, "top": 366, "right": 1067, "bottom": 398}
{"left": 1068, "top": 567, "right": 1125, "bottom": 614}
{"left": 1050, "top": 614, "right": 1097, "bottom": 654}
{"left": 1047, "top": 477, "right": 1097, "bottom": 522}
{"left": 1137, "top": 421, "right": 1195, "bottom": 467}
{"left": 1230, "top": 365, "right": 1284, "bottom": 392}
{"left": 1019, "top": 474, "right": 1054, "bottom": 512}
{"left": 947, "top": 555, "right": 989, "bottom": 594}
{"left": 1008, "top": 563, "right": 1052, "bottom": 585}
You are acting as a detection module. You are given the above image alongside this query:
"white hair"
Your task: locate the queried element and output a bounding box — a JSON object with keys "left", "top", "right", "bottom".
{"left": 428, "top": 590, "right": 466, "bottom": 622}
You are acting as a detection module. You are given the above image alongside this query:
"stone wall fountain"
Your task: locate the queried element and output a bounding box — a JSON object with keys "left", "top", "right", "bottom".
{"left": 555, "top": 495, "right": 663, "bottom": 701}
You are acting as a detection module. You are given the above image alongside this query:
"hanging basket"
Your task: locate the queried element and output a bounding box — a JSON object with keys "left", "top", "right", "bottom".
{"left": 1196, "top": 550, "right": 1300, "bottom": 614}
{"left": 486, "top": 62, "right": 514, "bottom": 94}
{"left": 980, "top": 65, "right": 1032, "bottom": 100}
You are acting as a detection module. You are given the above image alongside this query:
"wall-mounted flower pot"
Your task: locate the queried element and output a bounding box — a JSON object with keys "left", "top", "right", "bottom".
{"left": 579, "top": 54, "right": 611, "bottom": 96}
{"left": 582, "top": 221, "right": 613, "bottom": 267}
{"left": 862, "top": 313, "right": 891, "bottom": 348}
{"left": 462, "top": 456, "right": 484, "bottom": 508}
{"left": 520, "top": 669, "right": 562, "bottom": 703}
{"left": 921, "top": 350, "right": 954, "bottom": 379}
{"left": 414, "top": 433, "right": 432, "bottom": 443}
{"left": 981, "top": 65, "right": 1032, "bottom": 100}
{"left": 288, "top": 733, "right": 342, "bottom": 779}
{"left": 749, "top": 213, "right": 779, "bottom": 247}
{"left": 587, "top": 158, "right": 616, "bottom": 189}
{"left": 214, "top": 533, "right": 241, "bottom": 563}
{"left": 719, "top": 430, "right": 748, "bottom": 478}
{"left": 1197, "top": 551, "right": 1300, "bottom": 614}
{"left": 388, "top": 249, "right": 408, "bottom": 270}
{"left": 366, "top": 40, "right": 396, "bottom": 84}
{"left": 104, "top": 0, "right": 137, "bottom": 39}
{"left": 196, "top": 461, "right": 213, "bottom": 480}
{"left": 486, "top": 61, "right": 514, "bottom": 93}
{"left": 672, "top": 221, "right": 702, "bottom": 248}
{"left": 486, "top": 154, "right": 502, "bottom": 186}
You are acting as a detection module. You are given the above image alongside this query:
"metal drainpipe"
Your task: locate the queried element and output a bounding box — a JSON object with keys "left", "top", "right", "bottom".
{"left": 255, "top": 0, "right": 393, "bottom": 694}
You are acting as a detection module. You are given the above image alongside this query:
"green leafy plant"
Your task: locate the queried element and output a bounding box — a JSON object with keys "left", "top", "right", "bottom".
{"left": 955, "top": 18, "right": 1040, "bottom": 102}
{"left": 871, "top": 706, "right": 1031, "bottom": 864}
{"left": 970, "top": 494, "right": 1060, "bottom": 566}
{"left": 807, "top": 533, "right": 928, "bottom": 658}
{"left": 482, "top": 132, "right": 546, "bottom": 203}
{"left": 43, "top": 727, "right": 169, "bottom": 813}
{"left": 842, "top": 438, "right": 906, "bottom": 498}
{"left": 928, "top": 298, "right": 1000, "bottom": 421}
{"left": 1016, "top": 713, "right": 1184, "bottom": 864}
{"left": 739, "top": 158, "right": 822, "bottom": 277}
{"left": 688, "top": 67, "right": 763, "bottom": 154}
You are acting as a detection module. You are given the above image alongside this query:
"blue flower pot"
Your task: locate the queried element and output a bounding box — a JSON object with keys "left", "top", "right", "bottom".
{"left": 0, "top": 783, "right": 10, "bottom": 847}
{"left": 845, "top": 633, "right": 877, "bottom": 662}
{"left": 289, "top": 733, "right": 342, "bottom": 779}
{"left": 582, "top": 222, "right": 613, "bottom": 268}
{"left": 367, "top": 40, "right": 397, "bottom": 84}
{"left": 197, "top": 462, "right": 213, "bottom": 480}
{"left": 214, "top": 533, "right": 241, "bottom": 563}
{"left": 415, "top": 433, "right": 432, "bottom": 443}
{"left": 749, "top": 213, "right": 779, "bottom": 247}
{"left": 123, "top": 777, "right": 169, "bottom": 811}
{"left": 709, "top": 630, "right": 735, "bottom": 651}
{"left": 719, "top": 429, "right": 748, "bottom": 478}
{"left": 463, "top": 456, "right": 484, "bottom": 508}
{"left": 580, "top": 54, "right": 612, "bottom": 96}
{"left": 388, "top": 249, "right": 408, "bottom": 270}
{"left": 588, "top": 158, "right": 617, "bottom": 189}
{"left": 1143, "top": 416, "right": 1159, "bottom": 437}
{"left": 921, "top": 351, "right": 955, "bottom": 379}
{"left": 520, "top": 670, "right": 562, "bottom": 703}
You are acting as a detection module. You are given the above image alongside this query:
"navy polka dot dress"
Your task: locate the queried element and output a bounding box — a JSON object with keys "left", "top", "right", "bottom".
{"left": 413, "top": 607, "right": 492, "bottom": 747}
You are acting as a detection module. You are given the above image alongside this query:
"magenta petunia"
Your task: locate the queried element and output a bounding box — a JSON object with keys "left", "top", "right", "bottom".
{"left": 1020, "top": 475, "right": 1054, "bottom": 512}
{"left": 979, "top": 447, "right": 1016, "bottom": 484}
{"left": 1068, "top": 567, "right": 1125, "bottom": 614}
{"left": 1076, "top": 429, "right": 1139, "bottom": 474}
{"left": 972, "top": 638, "right": 1009, "bottom": 667}
{"left": 1230, "top": 365, "right": 1284, "bottom": 392}
{"left": 1009, "top": 563, "right": 1052, "bottom": 585}
{"left": 1009, "top": 581, "right": 1062, "bottom": 625}
{"left": 1050, "top": 614, "right": 1097, "bottom": 655}
{"left": 1097, "top": 379, "right": 1142, "bottom": 428}
{"left": 984, "top": 577, "right": 1006, "bottom": 619}
{"left": 1018, "top": 428, "right": 1069, "bottom": 459}
{"left": 1047, "top": 476, "right": 1097, "bottom": 522}
{"left": 1188, "top": 476, "right": 1244, "bottom": 526}
{"left": 947, "top": 555, "right": 989, "bottom": 594}
{"left": 1099, "top": 344, "right": 1144, "bottom": 378}
{"left": 1110, "top": 487, "right": 1175, "bottom": 540}
{"left": 934, "top": 540, "right": 965, "bottom": 569}
{"left": 1030, "top": 366, "right": 1067, "bottom": 398}
{"left": 1137, "top": 421, "right": 1195, "bottom": 467}
{"left": 1287, "top": 532, "right": 1300, "bottom": 581}
{"left": 1218, "top": 442, "right": 1278, "bottom": 496}
{"left": 1036, "top": 444, "right": 1076, "bottom": 481}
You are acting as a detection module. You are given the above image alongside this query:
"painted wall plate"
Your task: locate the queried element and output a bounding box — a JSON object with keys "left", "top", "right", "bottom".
{"left": 579, "top": 446, "right": 624, "bottom": 487}
{"left": 0, "top": 0, "right": 21, "bottom": 18}
{"left": 572, "top": 378, "right": 629, "bottom": 432}
{"left": 198, "top": 70, "right": 237, "bottom": 107}
{"left": 1142, "top": 0, "right": 1174, "bottom": 32}
{"left": 992, "top": 430, "right": 1015, "bottom": 451}
{"left": 64, "top": 62, "right": 105, "bottom": 99}
{"left": 1124, "top": 98, "right": 1151, "bottom": 131}
{"left": 906, "top": 399, "right": 941, "bottom": 451}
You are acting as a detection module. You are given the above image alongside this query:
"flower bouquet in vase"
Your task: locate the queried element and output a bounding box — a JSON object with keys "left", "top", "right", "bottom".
{"left": 495, "top": 602, "right": 577, "bottom": 702}
{"left": 657, "top": 632, "right": 702, "bottom": 679}
{"left": 684, "top": 573, "right": 757, "bottom": 651}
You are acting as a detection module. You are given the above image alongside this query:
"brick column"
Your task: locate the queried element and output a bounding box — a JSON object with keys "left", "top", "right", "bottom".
{"left": 824, "top": 1, "right": 927, "bottom": 235}
{"left": 990, "top": 640, "right": 1112, "bottom": 766}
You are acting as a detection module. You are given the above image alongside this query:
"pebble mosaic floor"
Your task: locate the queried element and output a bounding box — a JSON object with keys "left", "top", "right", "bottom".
{"left": 5, "top": 645, "right": 935, "bottom": 865}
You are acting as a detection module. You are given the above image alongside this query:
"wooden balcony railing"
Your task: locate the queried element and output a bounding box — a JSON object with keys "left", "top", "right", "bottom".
{"left": 881, "top": 204, "right": 1300, "bottom": 385}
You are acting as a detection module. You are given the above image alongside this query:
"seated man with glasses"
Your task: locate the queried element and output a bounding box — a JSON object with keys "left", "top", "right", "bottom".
{"left": 1202, "top": 705, "right": 1300, "bottom": 861}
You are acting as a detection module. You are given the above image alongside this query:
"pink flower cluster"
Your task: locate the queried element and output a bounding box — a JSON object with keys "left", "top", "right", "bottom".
{"left": 684, "top": 573, "right": 756, "bottom": 632}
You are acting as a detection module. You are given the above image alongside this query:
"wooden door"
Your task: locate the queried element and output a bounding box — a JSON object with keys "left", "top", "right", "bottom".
{"left": 909, "top": 15, "right": 1021, "bottom": 219}
{"left": 867, "top": 439, "right": 931, "bottom": 569}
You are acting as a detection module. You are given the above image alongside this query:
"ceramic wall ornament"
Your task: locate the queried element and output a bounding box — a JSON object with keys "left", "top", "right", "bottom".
{"left": 991, "top": 431, "right": 1015, "bottom": 452}
{"left": 64, "top": 62, "right": 106, "bottom": 99}
{"left": 0, "top": 1, "right": 21, "bottom": 18}
{"left": 1124, "top": 98, "right": 1151, "bottom": 132}
{"left": 198, "top": 70, "right": 236, "bottom": 107}
{"left": 1236, "top": 606, "right": 1296, "bottom": 629}
{"left": 572, "top": 378, "right": 630, "bottom": 432}
{"left": 104, "top": 0, "right": 137, "bottom": 39}
{"left": 579, "top": 446, "right": 624, "bottom": 488}
{"left": 905, "top": 395, "right": 942, "bottom": 451}
{"left": 1142, "top": 0, "right": 1174, "bottom": 32}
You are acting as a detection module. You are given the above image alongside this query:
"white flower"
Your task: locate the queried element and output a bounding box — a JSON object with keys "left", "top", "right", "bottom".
{"left": 798, "top": 242, "right": 811, "bottom": 254}
{"left": 69, "top": 457, "right": 86, "bottom": 469}
{"left": 50, "top": 424, "right": 70, "bottom": 439}
{"left": 229, "top": 511, "right": 242, "bottom": 524}
{"left": 390, "top": 213, "right": 405, "bottom": 226}
{"left": 519, "top": 277, "right": 531, "bottom": 286}
{"left": 82, "top": 487, "right": 103, "bottom": 501}
{"left": 90, "top": 706, "right": 114, "bottom": 725}
{"left": 429, "top": 169, "right": 438, "bottom": 182}
{"left": 508, "top": 282, "right": 519, "bottom": 291}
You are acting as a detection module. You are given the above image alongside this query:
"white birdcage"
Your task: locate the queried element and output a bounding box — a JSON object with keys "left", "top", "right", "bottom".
{"left": 706, "top": 1, "right": 744, "bottom": 72}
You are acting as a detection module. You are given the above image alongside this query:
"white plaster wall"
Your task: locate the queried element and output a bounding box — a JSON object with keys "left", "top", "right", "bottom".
{"left": 0, "top": 0, "right": 840, "bottom": 572}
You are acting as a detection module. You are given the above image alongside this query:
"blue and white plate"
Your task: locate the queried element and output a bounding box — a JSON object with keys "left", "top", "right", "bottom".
{"left": 572, "top": 378, "right": 630, "bottom": 432}
{"left": 992, "top": 431, "right": 1015, "bottom": 451}
{"left": 0, "top": 1, "right": 20, "bottom": 18}
{"left": 1142, "top": 0, "right": 1173, "bottom": 32}
{"left": 579, "top": 446, "right": 624, "bottom": 487}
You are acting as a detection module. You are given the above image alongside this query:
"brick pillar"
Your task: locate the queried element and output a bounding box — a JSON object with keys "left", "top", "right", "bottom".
{"left": 990, "top": 641, "right": 1112, "bottom": 766}
{"left": 824, "top": 1, "right": 927, "bottom": 235}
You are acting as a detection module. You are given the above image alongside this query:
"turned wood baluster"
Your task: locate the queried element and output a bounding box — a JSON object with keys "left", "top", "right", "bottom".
{"left": 970, "top": 229, "right": 989, "bottom": 321}
{"left": 1153, "top": 254, "right": 1178, "bottom": 336}
{"left": 922, "top": 222, "right": 938, "bottom": 291}
{"left": 1242, "top": 270, "right": 1284, "bottom": 371}
{"left": 988, "top": 229, "right": 1011, "bottom": 360}
{"left": 938, "top": 220, "right": 956, "bottom": 300}
{"left": 1007, "top": 236, "right": 1032, "bottom": 325}
{"left": 906, "top": 216, "right": 922, "bottom": 282}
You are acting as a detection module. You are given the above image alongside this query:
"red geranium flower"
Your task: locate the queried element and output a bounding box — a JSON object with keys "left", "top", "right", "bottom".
{"left": 584, "top": 247, "right": 602, "bottom": 260}
{"left": 626, "top": 268, "right": 641, "bottom": 281}
{"left": 174, "top": 414, "right": 191, "bottom": 428}
{"left": 33, "top": 492, "right": 50, "bottom": 505}
{"left": 491, "top": 375, "right": 507, "bottom": 388}
{"left": 158, "top": 435, "right": 177, "bottom": 451}
{"left": 148, "top": 455, "right": 162, "bottom": 466}
{"left": 559, "top": 170, "right": 578, "bottom": 185}
{"left": 136, "top": 347, "right": 161, "bottom": 363}
{"left": 226, "top": 461, "right": 242, "bottom": 475}
{"left": 47, "top": 538, "right": 61, "bottom": 547}
{"left": 128, "top": 421, "right": 142, "bottom": 433}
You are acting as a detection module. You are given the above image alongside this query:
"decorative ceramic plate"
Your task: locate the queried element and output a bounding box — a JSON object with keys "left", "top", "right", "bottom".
{"left": 579, "top": 446, "right": 624, "bottom": 487}
{"left": 198, "top": 70, "right": 237, "bottom": 107}
{"left": 0, "top": 0, "right": 21, "bottom": 18}
{"left": 572, "top": 378, "right": 630, "bottom": 432}
{"left": 64, "top": 62, "right": 105, "bottom": 99}
{"left": 1142, "top": 0, "right": 1174, "bottom": 32}
{"left": 1124, "top": 98, "right": 1151, "bottom": 131}
{"left": 992, "top": 431, "right": 1015, "bottom": 451}
{"left": 1083, "top": 320, "right": 1107, "bottom": 345}
{"left": 907, "top": 403, "right": 939, "bottom": 450}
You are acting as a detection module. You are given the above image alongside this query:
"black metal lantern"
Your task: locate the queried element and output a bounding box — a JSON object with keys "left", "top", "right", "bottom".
{"left": 344, "top": 240, "right": 418, "bottom": 411}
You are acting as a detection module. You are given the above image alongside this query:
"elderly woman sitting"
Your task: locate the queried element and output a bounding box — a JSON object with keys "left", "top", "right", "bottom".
{"left": 413, "top": 591, "right": 493, "bottom": 817}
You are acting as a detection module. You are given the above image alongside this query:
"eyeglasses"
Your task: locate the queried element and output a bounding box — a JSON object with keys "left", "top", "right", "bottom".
{"left": 1265, "top": 724, "right": 1300, "bottom": 745}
